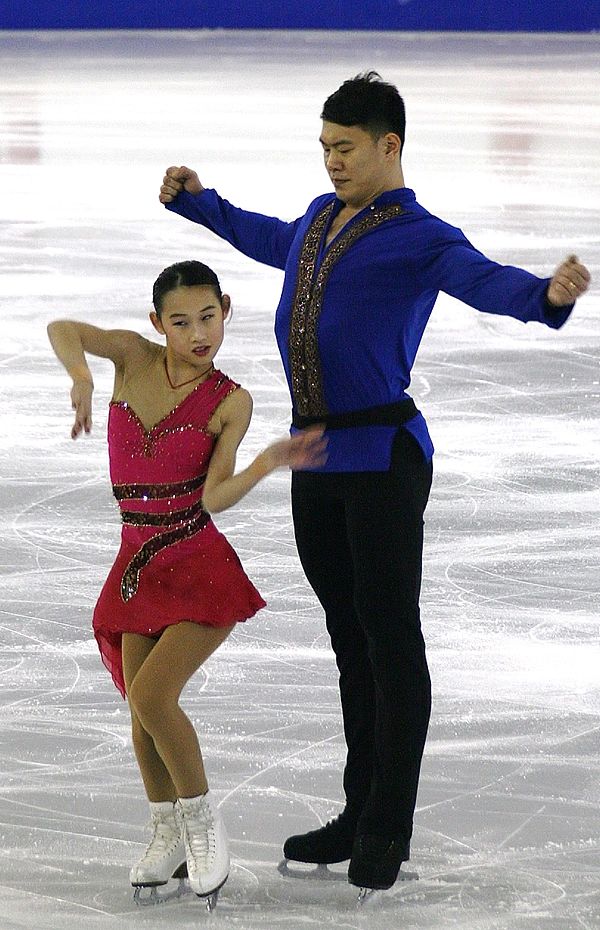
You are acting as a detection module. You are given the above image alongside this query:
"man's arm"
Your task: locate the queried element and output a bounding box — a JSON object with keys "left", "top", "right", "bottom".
{"left": 159, "top": 166, "right": 300, "bottom": 271}
{"left": 421, "top": 228, "right": 590, "bottom": 328}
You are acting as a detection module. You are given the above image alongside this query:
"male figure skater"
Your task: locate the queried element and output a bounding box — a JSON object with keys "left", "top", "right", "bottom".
{"left": 158, "top": 72, "right": 590, "bottom": 892}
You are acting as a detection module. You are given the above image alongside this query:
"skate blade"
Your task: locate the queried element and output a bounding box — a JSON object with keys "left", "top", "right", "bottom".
{"left": 357, "top": 886, "right": 377, "bottom": 905}
{"left": 132, "top": 876, "right": 189, "bottom": 907}
{"left": 194, "top": 874, "right": 228, "bottom": 912}
{"left": 277, "top": 859, "right": 346, "bottom": 882}
{"left": 355, "top": 868, "right": 420, "bottom": 906}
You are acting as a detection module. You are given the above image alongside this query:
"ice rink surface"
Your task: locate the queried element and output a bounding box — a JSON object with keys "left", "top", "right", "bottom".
{"left": 0, "top": 27, "right": 599, "bottom": 930}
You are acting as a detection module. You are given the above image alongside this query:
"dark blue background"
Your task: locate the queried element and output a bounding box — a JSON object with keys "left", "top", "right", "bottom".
{"left": 3, "top": 0, "right": 599, "bottom": 32}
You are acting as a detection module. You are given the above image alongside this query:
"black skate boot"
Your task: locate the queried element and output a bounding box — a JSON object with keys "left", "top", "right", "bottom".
{"left": 283, "top": 809, "right": 358, "bottom": 864}
{"left": 348, "top": 834, "right": 410, "bottom": 891}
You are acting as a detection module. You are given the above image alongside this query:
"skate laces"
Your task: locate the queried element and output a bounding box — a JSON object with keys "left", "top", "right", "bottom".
{"left": 139, "top": 812, "right": 181, "bottom": 865}
{"left": 182, "top": 799, "right": 217, "bottom": 866}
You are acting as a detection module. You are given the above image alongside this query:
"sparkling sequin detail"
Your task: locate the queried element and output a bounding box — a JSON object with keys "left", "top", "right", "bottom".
{"left": 288, "top": 203, "right": 334, "bottom": 417}
{"left": 110, "top": 373, "right": 236, "bottom": 458}
{"left": 120, "top": 510, "right": 212, "bottom": 602}
{"left": 120, "top": 496, "right": 207, "bottom": 527}
{"left": 113, "top": 473, "right": 206, "bottom": 502}
{"left": 289, "top": 202, "right": 405, "bottom": 416}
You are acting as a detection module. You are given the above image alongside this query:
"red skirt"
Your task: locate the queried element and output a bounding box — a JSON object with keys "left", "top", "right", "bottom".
{"left": 93, "top": 525, "right": 265, "bottom": 698}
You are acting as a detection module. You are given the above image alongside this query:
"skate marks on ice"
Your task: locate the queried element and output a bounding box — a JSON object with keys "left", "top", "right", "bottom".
{"left": 380, "top": 852, "right": 600, "bottom": 930}
{"left": 271, "top": 852, "right": 600, "bottom": 928}
{"left": 3, "top": 849, "right": 598, "bottom": 930}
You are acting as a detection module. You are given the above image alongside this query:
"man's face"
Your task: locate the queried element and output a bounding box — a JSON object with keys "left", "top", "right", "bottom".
{"left": 319, "top": 121, "right": 394, "bottom": 209}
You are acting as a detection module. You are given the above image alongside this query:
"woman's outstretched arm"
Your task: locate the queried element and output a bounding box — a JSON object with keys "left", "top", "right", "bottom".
{"left": 47, "top": 321, "right": 146, "bottom": 438}
{"left": 202, "top": 389, "right": 326, "bottom": 514}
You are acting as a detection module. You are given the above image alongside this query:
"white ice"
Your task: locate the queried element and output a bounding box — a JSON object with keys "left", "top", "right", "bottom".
{"left": 0, "top": 28, "right": 599, "bottom": 930}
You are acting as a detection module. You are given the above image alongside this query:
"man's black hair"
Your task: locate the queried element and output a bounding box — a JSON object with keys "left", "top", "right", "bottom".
{"left": 321, "top": 71, "right": 406, "bottom": 154}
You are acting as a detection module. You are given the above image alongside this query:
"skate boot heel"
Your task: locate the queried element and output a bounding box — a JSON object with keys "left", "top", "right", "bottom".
{"left": 348, "top": 834, "right": 410, "bottom": 901}
{"left": 130, "top": 800, "right": 187, "bottom": 906}
{"left": 132, "top": 859, "right": 190, "bottom": 906}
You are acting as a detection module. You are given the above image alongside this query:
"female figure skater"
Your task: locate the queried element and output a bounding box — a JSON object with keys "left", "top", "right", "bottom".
{"left": 47, "top": 260, "right": 325, "bottom": 908}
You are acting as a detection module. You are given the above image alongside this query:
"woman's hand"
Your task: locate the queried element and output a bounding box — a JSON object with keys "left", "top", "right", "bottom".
{"left": 263, "top": 427, "right": 328, "bottom": 471}
{"left": 70, "top": 379, "right": 94, "bottom": 439}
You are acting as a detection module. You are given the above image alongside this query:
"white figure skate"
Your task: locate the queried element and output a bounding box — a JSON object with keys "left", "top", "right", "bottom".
{"left": 130, "top": 800, "right": 188, "bottom": 905}
{"left": 179, "top": 791, "right": 229, "bottom": 911}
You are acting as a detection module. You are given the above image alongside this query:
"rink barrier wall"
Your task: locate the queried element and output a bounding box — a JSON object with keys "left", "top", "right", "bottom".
{"left": 3, "top": 0, "right": 600, "bottom": 32}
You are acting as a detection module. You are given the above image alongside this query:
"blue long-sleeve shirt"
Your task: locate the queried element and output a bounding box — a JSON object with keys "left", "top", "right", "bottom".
{"left": 165, "top": 186, "right": 572, "bottom": 471}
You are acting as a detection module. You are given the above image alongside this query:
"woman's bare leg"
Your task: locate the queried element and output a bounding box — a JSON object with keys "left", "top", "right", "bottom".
{"left": 122, "top": 632, "right": 178, "bottom": 802}
{"left": 124, "top": 622, "right": 234, "bottom": 801}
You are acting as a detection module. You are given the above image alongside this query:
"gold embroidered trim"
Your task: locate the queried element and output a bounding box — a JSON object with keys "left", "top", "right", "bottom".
{"left": 289, "top": 202, "right": 405, "bottom": 416}
{"left": 113, "top": 473, "right": 206, "bottom": 502}
{"left": 120, "top": 510, "right": 211, "bottom": 602}
{"left": 121, "top": 496, "right": 207, "bottom": 527}
{"left": 288, "top": 203, "right": 335, "bottom": 417}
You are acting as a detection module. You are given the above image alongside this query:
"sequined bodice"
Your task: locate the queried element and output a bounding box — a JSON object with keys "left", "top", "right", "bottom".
{"left": 108, "top": 368, "right": 237, "bottom": 506}
{"left": 107, "top": 368, "right": 238, "bottom": 602}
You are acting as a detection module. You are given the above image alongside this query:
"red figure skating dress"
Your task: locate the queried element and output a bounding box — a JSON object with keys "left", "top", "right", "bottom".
{"left": 93, "top": 355, "right": 265, "bottom": 698}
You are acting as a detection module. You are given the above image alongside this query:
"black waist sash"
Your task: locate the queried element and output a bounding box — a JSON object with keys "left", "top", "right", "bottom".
{"left": 292, "top": 398, "right": 418, "bottom": 431}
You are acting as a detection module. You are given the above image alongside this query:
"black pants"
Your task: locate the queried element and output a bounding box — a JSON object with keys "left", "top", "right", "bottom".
{"left": 291, "top": 428, "right": 433, "bottom": 848}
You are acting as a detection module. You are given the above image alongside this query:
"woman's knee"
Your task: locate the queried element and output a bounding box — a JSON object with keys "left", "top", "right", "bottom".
{"left": 129, "top": 676, "right": 174, "bottom": 735}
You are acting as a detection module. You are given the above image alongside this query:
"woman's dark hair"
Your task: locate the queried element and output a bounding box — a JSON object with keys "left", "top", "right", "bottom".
{"left": 152, "top": 260, "right": 223, "bottom": 317}
{"left": 321, "top": 71, "right": 406, "bottom": 155}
